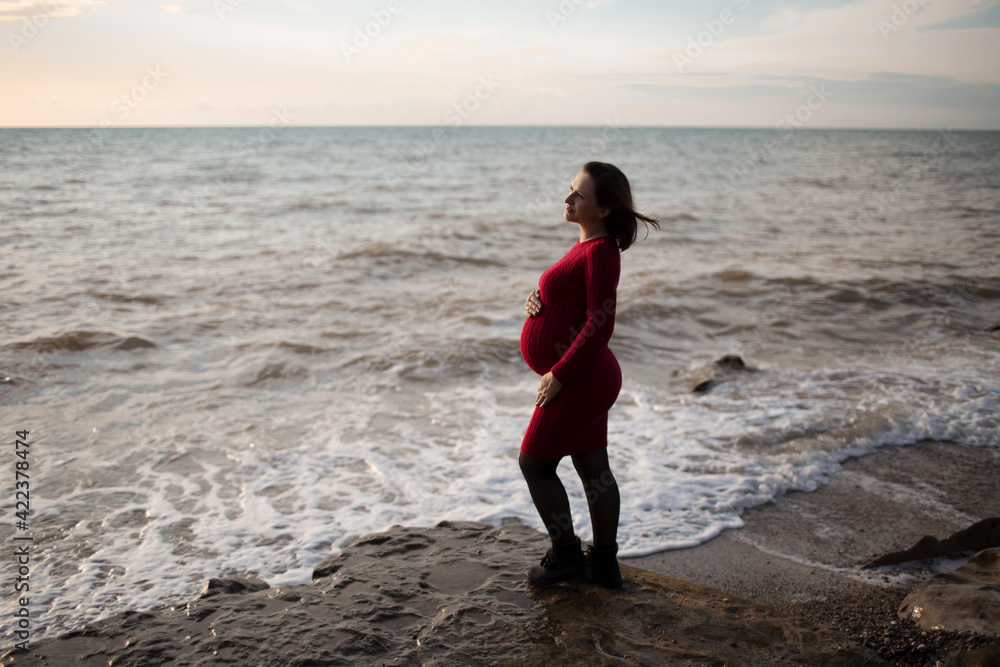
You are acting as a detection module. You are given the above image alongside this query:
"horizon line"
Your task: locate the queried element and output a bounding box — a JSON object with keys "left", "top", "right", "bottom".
{"left": 1, "top": 123, "right": 997, "bottom": 132}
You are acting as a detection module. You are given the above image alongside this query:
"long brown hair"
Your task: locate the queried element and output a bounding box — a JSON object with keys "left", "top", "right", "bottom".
{"left": 583, "top": 161, "right": 659, "bottom": 251}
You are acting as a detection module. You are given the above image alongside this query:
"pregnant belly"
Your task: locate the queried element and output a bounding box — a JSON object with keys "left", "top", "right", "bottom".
{"left": 520, "top": 315, "right": 567, "bottom": 375}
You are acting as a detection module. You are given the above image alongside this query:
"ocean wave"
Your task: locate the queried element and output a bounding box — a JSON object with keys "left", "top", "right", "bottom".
{"left": 8, "top": 203, "right": 82, "bottom": 217}
{"left": 712, "top": 269, "right": 753, "bottom": 282}
{"left": 266, "top": 196, "right": 351, "bottom": 215}
{"left": 89, "top": 291, "right": 165, "bottom": 306}
{"left": 956, "top": 206, "right": 1000, "bottom": 218}
{"left": 338, "top": 336, "right": 522, "bottom": 381}
{"left": 276, "top": 341, "right": 331, "bottom": 355}
{"left": 782, "top": 176, "right": 847, "bottom": 189}
{"left": 337, "top": 242, "right": 505, "bottom": 268}
{"left": 5, "top": 330, "right": 157, "bottom": 353}
{"left": 698, "top": 272, "right": 999, "bottom": 309}
{"left": 728, "top": 402, "right": 910, "bottom": 455}
{"left": 660, "top": 212, "right": 699, "bottom": 223}
{"left": 241, "top": 360, "right": 311, "bottom": 387}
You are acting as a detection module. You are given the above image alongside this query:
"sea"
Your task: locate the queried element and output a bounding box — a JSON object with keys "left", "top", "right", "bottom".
{"left": 2, "top": 126, "right": 998, "bottom": 644}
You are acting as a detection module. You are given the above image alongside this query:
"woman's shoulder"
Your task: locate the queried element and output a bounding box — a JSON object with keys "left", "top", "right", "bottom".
{"left": 585, "top": 236, "right": 620, "bottom": 261}
{"left": 576, "top": 236, "right": 619, "bottom": 276}
{"left": 578, "top": 235, "right": 618, "bottom": 250}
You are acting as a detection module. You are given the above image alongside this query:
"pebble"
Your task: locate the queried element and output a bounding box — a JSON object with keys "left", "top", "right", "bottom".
{"left": 788, "top": 587, "right": 996, "bottom": 666}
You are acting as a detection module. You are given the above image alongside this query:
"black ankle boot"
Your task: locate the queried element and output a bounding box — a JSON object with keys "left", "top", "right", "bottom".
{"left": 587, "top": 543, "right": 622, "bottom": 588}
{"left": 526, "top": 536, "right": 591, "bottom": 586}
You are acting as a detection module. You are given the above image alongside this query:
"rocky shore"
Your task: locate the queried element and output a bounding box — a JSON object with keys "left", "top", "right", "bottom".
{"left": 3, "top": 442, "right": 998, "bottom": 666}
{"left": 3, "top": 520, "right": 884, "bottom": 666}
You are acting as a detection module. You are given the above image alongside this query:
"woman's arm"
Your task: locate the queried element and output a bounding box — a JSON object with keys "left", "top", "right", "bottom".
{"left": 549, "top": 242, "right": 620, "bottom": 383}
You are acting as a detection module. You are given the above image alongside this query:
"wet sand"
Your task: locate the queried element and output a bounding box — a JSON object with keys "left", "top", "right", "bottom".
{"left": 631, "top": 440, "right": 1000, "bottom": 662}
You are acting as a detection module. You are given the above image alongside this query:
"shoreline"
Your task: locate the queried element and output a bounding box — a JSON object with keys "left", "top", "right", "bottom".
{"left": 3, "top": 441, "right": 996, "bottom": 665}
{"left": 1, "top": 521, "right": 889, "bottom": 666}
{"left": 630, "top": 440, "right": 999, "bottom": 603}
{"left": 631, "top": 440, "right": 1000, "bottom": 662}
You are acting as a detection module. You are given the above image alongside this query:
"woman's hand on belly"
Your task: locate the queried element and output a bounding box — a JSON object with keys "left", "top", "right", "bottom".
{"left": 525, "top": 288, "right": 542, "bottom": 318}
{"left": 535, "top": 372, "right": 563, "bottom": 407}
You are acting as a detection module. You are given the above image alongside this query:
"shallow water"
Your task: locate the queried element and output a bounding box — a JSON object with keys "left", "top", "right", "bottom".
{"left": 1, "top": 126, "right": 998, "bottom": 642}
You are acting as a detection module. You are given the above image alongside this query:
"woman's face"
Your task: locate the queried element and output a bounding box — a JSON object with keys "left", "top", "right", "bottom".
{"left": 564, "top": 170, "right": 609, "bottom": 226}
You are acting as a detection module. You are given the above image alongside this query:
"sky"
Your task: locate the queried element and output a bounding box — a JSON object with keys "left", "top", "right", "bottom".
{"left": 1, "top": 0, "right": 999, "bottom": 128}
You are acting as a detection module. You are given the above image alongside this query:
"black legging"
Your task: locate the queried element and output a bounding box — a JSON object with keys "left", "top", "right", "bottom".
{"left": 519, "top": 448, "right": 620, "bottom": 550}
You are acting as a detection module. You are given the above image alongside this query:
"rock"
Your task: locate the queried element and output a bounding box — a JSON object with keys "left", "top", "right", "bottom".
{"left": 714, "top": 354, "right": 748, "bottom": 371}
{"left": 944, "top": 637, "right": 1000, "bottom": 666}
{"left": 691, "top": 354, "right": 755, "bottom": 393}
{"left": 861, "top": 517, "right": 1000, "bottom": 568}
{"left": 899, "top": 547, "right": 1000, "bottom": 635}
{"left": 1, "top": 521, "right": 883, "bottom": 665}
{"left": 199, "top": 576, "right": 270, "bottom": 598}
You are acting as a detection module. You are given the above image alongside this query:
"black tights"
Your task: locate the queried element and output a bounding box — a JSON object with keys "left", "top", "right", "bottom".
{"left": 518, "top": 449, "right": 620, "bottom": 550}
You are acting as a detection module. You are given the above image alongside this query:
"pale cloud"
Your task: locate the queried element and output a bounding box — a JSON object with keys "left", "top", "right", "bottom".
{"left": 0, "top": 0, "right": 996, "bottom": 127}
{"left": 652, "top": 0, "right": 999, "bottom": 85}
{"left": 386, "top": 34, "right": 488, "bottom": 64}
{"left": 523, "top": 85, "right": 571, "bottom": 99}
{"left": 295, "top": 0, "right": 999, "bottom": 126}
{"left": 0, "top": 0, "right": 191, "bottom": 22}
{"left": 921, "top": 0, "right": 1000, "bottom": 30}
{"left": 0, "top": 0, "right": 107, "bottom": 22}
{"left": 280, "top": 0, "right": 315, "bottom": 14}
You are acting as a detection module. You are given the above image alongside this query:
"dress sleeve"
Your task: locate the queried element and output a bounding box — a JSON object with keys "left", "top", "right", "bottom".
{"left": 550, "top": 240, "right": 620, "bottom": 383}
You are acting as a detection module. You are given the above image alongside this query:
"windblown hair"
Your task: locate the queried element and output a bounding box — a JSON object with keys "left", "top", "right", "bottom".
{"left": 583, "top": 161, "right": 659, "bottom": 251}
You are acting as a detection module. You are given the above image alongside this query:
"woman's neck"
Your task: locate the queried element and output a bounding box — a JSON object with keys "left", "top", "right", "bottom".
{"left": 578, "top": 221, "right": 609, "bottom": 242}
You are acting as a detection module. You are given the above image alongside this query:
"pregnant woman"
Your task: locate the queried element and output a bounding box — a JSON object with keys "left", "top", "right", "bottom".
{"left": 519, "top": 161, "right": 658, "bottom": 588}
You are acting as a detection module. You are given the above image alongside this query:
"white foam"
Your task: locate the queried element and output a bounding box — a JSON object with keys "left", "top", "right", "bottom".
{"left": 8, "top": 361, "right": 997, "bottom": 646}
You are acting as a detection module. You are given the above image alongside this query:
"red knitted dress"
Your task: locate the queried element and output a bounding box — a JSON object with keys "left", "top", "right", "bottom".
{"left": 520, "top": 235, "right": 622, "bottom": 461}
